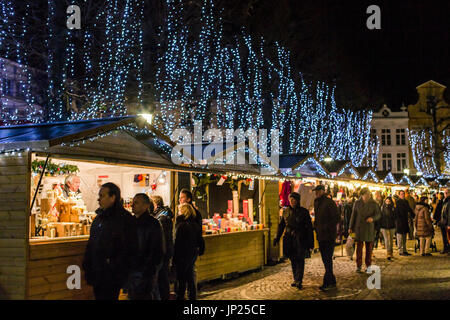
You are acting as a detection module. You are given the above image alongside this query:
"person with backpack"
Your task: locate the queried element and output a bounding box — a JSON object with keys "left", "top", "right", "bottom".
{"left": 273, "top": 192, "right": 314, "bottom": 289}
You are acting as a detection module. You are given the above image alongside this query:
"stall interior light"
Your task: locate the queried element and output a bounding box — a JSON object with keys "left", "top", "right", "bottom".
{"left": 138, "top": 113, "right": 153, "bottom": 124}
{"left": 404, "top": 169, "right": 410, "bottom": 175}
{"left": 324, "top": 157, "right": 333, "bottom": 162}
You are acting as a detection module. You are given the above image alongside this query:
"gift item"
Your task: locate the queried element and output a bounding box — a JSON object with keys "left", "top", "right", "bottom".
{"left": 232, "top": 191, "right": 239, "bottom": 216}
{"left": 243, "top": 200, "right": 248, "bottom": 219}
{"left": 248, "top": 199, "right": 254, "bottom": 225}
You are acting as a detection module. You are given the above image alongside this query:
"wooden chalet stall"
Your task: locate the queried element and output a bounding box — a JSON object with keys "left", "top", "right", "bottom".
{"left": 177, "top": 140, "right": 270, "bottom": 282}
{"left": 0, "top": 116, "right": 184, "bottom": 300}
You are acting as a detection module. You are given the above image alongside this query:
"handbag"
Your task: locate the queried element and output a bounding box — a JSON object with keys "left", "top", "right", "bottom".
{"left": 345, "top": 235, "right": 355, "bottom": 257}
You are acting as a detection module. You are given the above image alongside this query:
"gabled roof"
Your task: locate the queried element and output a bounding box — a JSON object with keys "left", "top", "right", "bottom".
{"left": 321, "top": 160, "right": 350, "bottom": 174}
{"left": 416, "top": 80, "right": 446, "bottom": 89}
{"left": 355, "top": 166, "right": 372, "bottom": 178}
{"left": 0, "top": 116, "right": 180, "bottom": 170}
{"left": 394, "top": 174, "right": 414, "bottom": 186}
{"left": 414, "top": 177, "right": 429, "bottom": 187}
{"left": 355, "top": 167, "right": 379, "bottom": 182}
{"left": 279, "top": 154, "right": 330, "bottom": 178}
{"left": 375, "top": 171, "right": 389, "bottom": 181}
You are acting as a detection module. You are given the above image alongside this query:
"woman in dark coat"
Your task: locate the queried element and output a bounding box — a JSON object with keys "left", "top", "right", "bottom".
{"left": 414, "top": 202, "right": 434, "bottom": 256}
{"left": 173, "top": 203, "right": 204, "bottom": 300}
{"left": 273, "top": 192, "right": 314, "bottom": 289}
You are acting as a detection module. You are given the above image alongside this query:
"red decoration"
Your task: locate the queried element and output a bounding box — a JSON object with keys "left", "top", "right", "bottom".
{"left": 151, "top": 184, "right": 157, "bottom": 190}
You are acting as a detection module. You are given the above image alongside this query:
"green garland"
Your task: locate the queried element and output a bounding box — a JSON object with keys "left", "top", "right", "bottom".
{"left": 32, "top": 160, "right": 79, "bottom": 176}
{"left": 192, "top": 174, "right": 218, "bottom": 201}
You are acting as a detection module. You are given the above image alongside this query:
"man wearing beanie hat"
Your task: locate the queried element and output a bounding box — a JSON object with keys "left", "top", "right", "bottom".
{"left": 313, "top": 184, "right": 340, "bottom": 291}
{"left": 273, "top": 192, "right": 314, "bottom": 289}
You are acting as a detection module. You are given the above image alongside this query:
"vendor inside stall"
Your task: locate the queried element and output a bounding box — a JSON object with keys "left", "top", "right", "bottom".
{"left": 30, "top": 155, "right": 171, "bottom": 241}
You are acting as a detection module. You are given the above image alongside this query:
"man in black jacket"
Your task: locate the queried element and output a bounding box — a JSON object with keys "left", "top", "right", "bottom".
{"left": 273, "top": 192, "right": 314, "bottom": 289}
{"left": 82, "top": 183, "right": 138, "bottom": 300}
{"left": 151, "top": 195, "right": 174, "bottom": 300}
{"left": 129, "top": 193, "right": 164, "bottom": 300}
{"left": 434, "top": 191, "right": 449, "bottom": 253}
{"left": 395, "top": 190, "right": 415, "bottom": 256}
{"left": 438, "top": 188, "right": 450, "bottom": 254}
{"left": 313, "top": 185, "right": 339, "bottom": 291}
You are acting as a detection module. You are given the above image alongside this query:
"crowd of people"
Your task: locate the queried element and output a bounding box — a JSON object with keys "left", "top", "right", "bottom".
{"left": 82, "top": 183, "right": 205, "bottom": 300}
{"left": 274, "top": 186, "right": 450, "bottom": 291}
{"left": 81, "top": 181, "right": 449, "bottom": 299}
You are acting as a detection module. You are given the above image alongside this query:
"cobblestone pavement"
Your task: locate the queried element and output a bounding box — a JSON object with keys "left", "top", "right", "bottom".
{"left": 198, "top": 229, "right": 450, "bottom": 300}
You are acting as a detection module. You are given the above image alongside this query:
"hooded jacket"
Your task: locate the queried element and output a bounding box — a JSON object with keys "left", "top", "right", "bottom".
{"left": 82, "top": 205, "right": 138, "bottom": 287}
{"left": 154, "top": 206, "right": 174, "bottom": 260}
{"left": 414, "top": 202, "right": 433, "bottom": 237}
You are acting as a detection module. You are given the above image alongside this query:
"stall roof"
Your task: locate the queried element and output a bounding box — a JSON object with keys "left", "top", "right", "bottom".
{"left": 0, "top": 116, "right": 182, "bottom": 170}
{"left": 393, "top": 173, "right": 414, "bottom": 186}
{"left": 279, "top": 154, "right": 330, "bottom": 178}
{"left": 438, "top": 178, "right": 449, "bottom": 187}
{"left": 0, "top": 117, "right": 133, "bottom": 146}
{"left": 175, "top": 140, "right": 263, "bottom": 175}
{"left": 355, "top": 167, "right": 379, "bottom": 183}
{"left": 321, "top": 160, "right": 350, "bottom": 174}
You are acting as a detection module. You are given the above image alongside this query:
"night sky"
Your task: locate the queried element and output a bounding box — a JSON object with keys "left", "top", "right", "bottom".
{"left": 239, "top": 0, "right": 450, "bottom": 110}
{"left": 336, "top": 0, "right": 450, "bottom": 109}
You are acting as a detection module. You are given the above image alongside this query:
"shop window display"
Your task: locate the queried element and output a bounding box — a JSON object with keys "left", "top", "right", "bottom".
{"left": 30, "top": 155, "right": 171, "bottom": 242}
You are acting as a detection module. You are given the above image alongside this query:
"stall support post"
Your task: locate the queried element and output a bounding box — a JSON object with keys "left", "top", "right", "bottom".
{"left": 29, "top": 154, "right": 50, "bottom": 215}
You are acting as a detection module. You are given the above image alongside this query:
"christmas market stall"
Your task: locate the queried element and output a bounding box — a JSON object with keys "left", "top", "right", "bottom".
{"left": 0, "top": 116, "right": 181, "bottom": 300}
{"left": 176, "top": 140, "right": 270, "bottom": 282}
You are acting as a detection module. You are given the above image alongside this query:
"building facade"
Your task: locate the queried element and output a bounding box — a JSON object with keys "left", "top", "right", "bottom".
{"left": 0, "top": 57, "right": 46, "bottom": 125}
{"left": 407, "top": 80, "right": 450, "bottom": 176}
{"left": 371, "top": 104, "right": 410, "bottom": 174}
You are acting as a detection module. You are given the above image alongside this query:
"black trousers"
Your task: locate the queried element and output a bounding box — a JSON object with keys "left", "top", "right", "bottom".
{"left": 93, "top": 284, "right": 121, "bottom": 300}
{"left": 176, "top": 262, "right": 196, "bottom": 300}
{"left": 440, "top": 225, "right": 450, "bottom": 250}
{"left": 290, "top": 255, "right": 305, "bottom": 284}
{"left": 319, "top": 241, "right": 336, "bottom": 286}
{"left": 158, "top": 258, "right": 171, "bottom": 300}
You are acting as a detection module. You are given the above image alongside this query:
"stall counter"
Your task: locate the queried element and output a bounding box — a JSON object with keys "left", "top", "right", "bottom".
{"left": 197, "top": 228, "right": 269, "bottom": 283}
